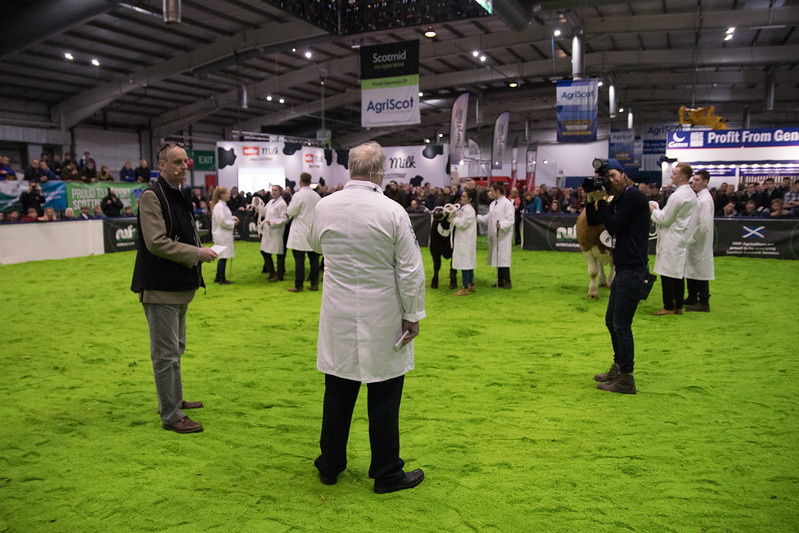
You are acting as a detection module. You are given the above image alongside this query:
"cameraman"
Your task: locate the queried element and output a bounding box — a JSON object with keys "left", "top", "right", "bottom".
{"left": 585, "top": 159, "right": 650, "bottom": 394}
{"left": 101, "top": 188, "right": 124, "bottom": 217}
{"left": 20, "top": 181, "right": 45, "bottom": 217}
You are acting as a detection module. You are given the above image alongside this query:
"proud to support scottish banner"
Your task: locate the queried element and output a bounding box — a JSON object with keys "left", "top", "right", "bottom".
{"left": 361, "top": 40, "right": 420, "bottom": 128}
{"left": 67, "top": 182, "right": 145, "bottom": 214}
{"left": 556, "top": 79, "right": 598, "bottom": 143}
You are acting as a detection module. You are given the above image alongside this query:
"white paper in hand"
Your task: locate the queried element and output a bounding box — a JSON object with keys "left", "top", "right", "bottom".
{"left": 394, "top": 330, "right": 410, "bottom": 350}
{"left": 211, "top": 245, "right": 226, "bottom": 254}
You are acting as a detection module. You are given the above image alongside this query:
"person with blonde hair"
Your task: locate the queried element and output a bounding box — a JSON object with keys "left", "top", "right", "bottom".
{"left": 210, "top": 186, "right": 238, "bottom": 284}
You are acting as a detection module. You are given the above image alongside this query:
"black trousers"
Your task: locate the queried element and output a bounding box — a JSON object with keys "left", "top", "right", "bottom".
{"left": 315, "top": 374, "right": 405, "bottom": 483}
{"left": 660, "top": 275, "right": 685, "bottom": 310}
{"left": 686, "top": 279, "right": 710, "bottom": 304}
{"left": 260, "top": 250, "right": 285, "bottom": 277}
{"left": 292, "top": 249, "right": 319, "bottom": 289}
{"left": 497, "top": 267, "right": 511, "bottom": 284}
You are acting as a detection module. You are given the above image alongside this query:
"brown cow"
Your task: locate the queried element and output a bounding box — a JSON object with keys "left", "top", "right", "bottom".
{"left": 576, "top": 210, "right": 614, "bottom": 299}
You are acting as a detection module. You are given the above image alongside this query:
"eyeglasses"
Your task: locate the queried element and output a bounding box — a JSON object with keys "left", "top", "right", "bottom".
{"left": 156, "top": 140, "right": 186, "bottom": 160}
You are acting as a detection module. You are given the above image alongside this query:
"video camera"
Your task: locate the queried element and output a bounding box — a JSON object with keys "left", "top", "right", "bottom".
{"left": 582, "top": 157, "right": 611, "bottom": 193}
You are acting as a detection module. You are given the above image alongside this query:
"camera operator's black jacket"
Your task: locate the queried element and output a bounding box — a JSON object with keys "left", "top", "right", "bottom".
{"left": 585, "top": 186, "right": 650, "bottom": 271}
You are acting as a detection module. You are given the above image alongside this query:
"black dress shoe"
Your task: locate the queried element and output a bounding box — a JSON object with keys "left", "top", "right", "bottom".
{"left": 373, "top": 468, "right": 424, "bottom": 494}
{"left": 319, "top": 472, "right": 337, "bottom": 485}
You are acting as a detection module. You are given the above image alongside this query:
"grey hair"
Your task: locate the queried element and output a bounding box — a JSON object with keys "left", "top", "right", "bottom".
{"left": 349, "top": 141, "right": 385, "bottom": 181}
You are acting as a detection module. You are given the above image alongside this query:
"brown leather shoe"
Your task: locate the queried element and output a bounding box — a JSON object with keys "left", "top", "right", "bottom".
{"left": 597, "top": 373, "right": 637, "bottom": 394}
{"left": 652, "top": 309, "right": 675, "bottom": 316}
{"left": 685, "top": 302, "right": 710, "bottom": 312}
{"left": 181, "top": 400, "right": 204, "bottom": 409}
{"left": 287, "top": 287, "right": 303, "bottom": 292}
{"left": 675, "top": 308, "right": 683, "bottom": 315}
{"left": 453, "top": 287, "right": 470, "bottom": 296}
{"left": 468, "top": 284, "right": 476, "bottom": 293}
{"left": 502, "top": 281, "right": 512, "bottom": 289}
{"left": 308, "top": 285, "right": 319, "bottom": 291}
{"left": 163, "top": 416, "right": 203, "bottom": 434}
{"left": 594, "top": 363, "right": 620, "bottom": 382}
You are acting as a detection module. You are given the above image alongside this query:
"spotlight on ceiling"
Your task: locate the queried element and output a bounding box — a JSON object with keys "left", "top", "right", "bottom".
{"left": 279, "top": 98, "right": 285, "bottom": 104}
{"left": 509, "top": 81, "right": 519, "bottom": 88}
{"left": 724, "top": 34, "right": 733, "bottom": 41}
{"left": 91, "top": 58, "right": 100, "bottom": 66}
{"left": 597, "top": 80, "right": 604, "bottom": 87}
{"left": 305, "top": 51, "right": 312, "bottom": 59}
{"left": 64, "top": 52, "right": 74, "bottom": 60}
{"left": 472, "top": 50, "right": 479, "bottom": 57}
{"left": 479, "top": 55, "right": 486, "bottom": 62}
{"left": 553, "top": 29, "right": 562, "bottom": 37}
{"left": 424, "top": 25, "right": 436, "bottom": 38}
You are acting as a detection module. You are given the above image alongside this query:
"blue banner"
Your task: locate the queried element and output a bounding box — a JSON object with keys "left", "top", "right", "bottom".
{"left": 668, "top": 128, "right": 799, "bottom": 149}
{"left": 556, "top": 79, "right": 598, "bottom": 143}
{"left": 42, "top": 181, "right": 67, "bottom": 210}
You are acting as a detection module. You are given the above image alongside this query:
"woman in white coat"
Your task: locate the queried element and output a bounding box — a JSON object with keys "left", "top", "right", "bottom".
{"left": 451, "top": 188, "right": 478, "bottom": 295}
{"left": 210, "top": 186, "right": 238, "bottom": 284}
{"left": 477, "top": 182, "right": 516, "bottom": 289}
{"left": 257, "top": 184, "right": 289, "bottom": 282}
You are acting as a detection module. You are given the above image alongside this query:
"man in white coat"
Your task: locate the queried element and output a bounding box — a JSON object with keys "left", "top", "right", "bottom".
{"left": 684, "top": 170, "right": 715, "bottom": 312}
{"left": 650, "top": 163, "right": 697, "bottom": 315}
{"left": 286, "top": 172, "right": 321, "bottom": 292}
{"left": 258, "top": 185, "right": 289, "bottom": 282}
{"left": 308, "top": 141, "right": 426, "bottom": 494}
{"left": 478, "top": 182, "right": 515, "bottom": 289}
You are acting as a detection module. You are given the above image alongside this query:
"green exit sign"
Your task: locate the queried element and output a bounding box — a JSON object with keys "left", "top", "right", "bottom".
{"left": 190, "top": 150, "right": 216, "bottom": 170}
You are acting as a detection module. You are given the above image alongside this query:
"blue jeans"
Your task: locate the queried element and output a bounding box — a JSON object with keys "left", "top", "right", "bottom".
{"left": 605, "top": 267, "right": 646, "bottom": 374}
{"left": 461, "top": 269, "right": 474, "bottom": 288}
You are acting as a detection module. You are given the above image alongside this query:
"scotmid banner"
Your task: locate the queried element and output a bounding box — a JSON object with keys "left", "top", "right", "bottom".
{"left": 361, "top": 40, "right": 420, "bottom": 128}
{"left": 556, "top": 79, "right": 598, "bottom": 143}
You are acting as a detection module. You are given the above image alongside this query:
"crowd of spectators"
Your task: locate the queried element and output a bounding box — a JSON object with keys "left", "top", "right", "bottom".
{"left": 0, "top": 151, "right": 154, "bottom": 184}
{"left": 710, "top": 177, "right": 798, "bottom": 218}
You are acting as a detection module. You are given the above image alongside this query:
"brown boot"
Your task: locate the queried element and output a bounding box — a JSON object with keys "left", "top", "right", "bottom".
{"left": 468, "top": 284, "right": 476, "bottom": 293}
{"left": 594, "top": 363, "right": 620, "bottom": 382}
{"left": 597, "top": 373, "right": 636, "bottom": 394}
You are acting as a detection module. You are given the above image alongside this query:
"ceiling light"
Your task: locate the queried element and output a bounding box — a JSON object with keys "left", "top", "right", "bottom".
{"left": 266, "top": 95, "right": 272, "bottom": 101}
{"left": 619, "top": 107, "right": 624, "bottom": 113}
{"left": 553, "top": 29, "right": 562, "bottom": 37}
{"left": 419, "top": 91, "right": 423, "bottom": 97}
{"left": 305, "top": 51, "right": 312, "bottom": 59}
{"left": 279, "top": 98, "right": 285, "bottom": 104}
{"left": 472, "top": 50, "right": 479, "bottom": 57}
{"left": 425, "top": 138, "right": 431, "bottom": 143}
{"left": 291, "top": 48, "right": 296, "bottom": 53}
{"left": 479, "top": 55, "right": 486, "bottom": 62}
{"left": 91, "top": 58, "right": 100, "bottom": 66}
{"left": 724, "top": 34, "right": 733, "bottom": 41}
{"left": 597, "top": 80, "right": 604, "bottom": 87}
{"left": 509, "top": 81, "right": 518, "bottom": 88}
{"left": 424, "top": 25, "right": 436, "bottom": 38}
{"left": 64, "top": 52, "right": 74, "bottom": 60}
{"left": 726, "top": 27, "right": 735, "bottom": 34}
{"left": 438, "top": 133, "right": 443, "bottom": 138}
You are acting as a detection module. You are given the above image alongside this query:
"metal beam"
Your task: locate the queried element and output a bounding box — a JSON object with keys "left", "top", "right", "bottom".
{"left": 53, "top": 20, "right": 328, "bottom": 130}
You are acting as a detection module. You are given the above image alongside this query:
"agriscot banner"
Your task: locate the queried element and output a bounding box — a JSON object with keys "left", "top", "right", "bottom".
{"left": 361, "top": 40, "right": 420, "bottom": 128}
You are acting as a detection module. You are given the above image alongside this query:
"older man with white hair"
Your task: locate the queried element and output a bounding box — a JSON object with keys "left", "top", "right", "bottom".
{"left": 308, "top": 141, "right": 426, "bottom": 494}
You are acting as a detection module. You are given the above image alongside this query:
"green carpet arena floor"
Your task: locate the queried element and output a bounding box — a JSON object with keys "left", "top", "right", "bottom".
{"left": 1, "top": 240, "right": 797, "bottom": 532}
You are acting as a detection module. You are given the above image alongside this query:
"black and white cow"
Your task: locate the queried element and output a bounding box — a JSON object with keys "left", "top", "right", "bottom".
{"left": 429, "top": 207, "right": 458, "bottom": 289}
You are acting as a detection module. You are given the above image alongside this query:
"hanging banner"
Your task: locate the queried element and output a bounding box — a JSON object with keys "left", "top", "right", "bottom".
{"left": 510, "top": 138, "right": 518, "bottom": 190}
{"left": 525, "top": 146, "right": 537, "bottom": 190}
{"left": 449, "top": 92, "right": 470, "bottom": 165}
{"left": 556, "top": 79, "right": 599, "bottom": 143}
{"left": 67, "top": 182, "right": 144, "bottom": 214}
{"left": 610, "top": 129, "right": 637, "bottom": 171}
{"left": 360, "top": 40, "right": 420, "bottom": 128}
{"left": 491, "top": 111, "right": 510, "bottom": 169}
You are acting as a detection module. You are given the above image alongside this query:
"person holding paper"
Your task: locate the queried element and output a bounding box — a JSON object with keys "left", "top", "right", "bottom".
{"left": 130, "top": 141, "right": 218, "bottom": 434}
{"left": 308, "top": 141, "right": 426, "bottom": 494}
{"left": 210, "top": 186, "right": 238, "bottom": 285}
{"left": 478, "top": 181, "right": 515, "bottom": 289}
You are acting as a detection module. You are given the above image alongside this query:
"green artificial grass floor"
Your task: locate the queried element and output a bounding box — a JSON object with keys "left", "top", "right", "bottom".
{"left": 1, "top": 239, "right": 798, "bottom": 532}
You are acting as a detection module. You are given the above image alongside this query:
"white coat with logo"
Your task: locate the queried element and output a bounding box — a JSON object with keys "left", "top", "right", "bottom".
{"left": 684, "top": 187, "right": 715, "bottom": 280}
{"left": 258, "top": 196, "right": 288, "bottom": 254}
{"left": 308, "top": 180, "right": 426, "bottom": 383}
{"left": 451, "top": 203, "right": 476, "bottom": 270}
{"left": 651, "top": 183, "right": 697, "bottom": 279}
{"left": 478, "top": 195, "right": 515, "bottom": 267}
{"left": 286, "top": 186, "right": 320, "bottom": 252}
{"left": 211, "top": 201, "right": 236, "bottom": 259}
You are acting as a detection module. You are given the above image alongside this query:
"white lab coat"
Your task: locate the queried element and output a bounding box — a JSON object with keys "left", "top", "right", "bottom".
{"left": 286, "top": 186, "right": 320, "bottom": 252}
{"left": 478, "top": 195, "right": 515, "bottom": 267}
{"left": 211, "top": 201, "right": 236, "bottom": 258}
{"left": 258, "top": 196, "right": 288, "bottom": 254}
{"left": 308, "top": 180, "right": 426, "bottom": 383}
{"left": 684, "top": 188, "right": 715, "bottom": 280}
{"left": 651, "top": 183, "right": 697, "bottom": 279}
{"left": 451, "top": 203, "right": 476, "bottom": 270}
